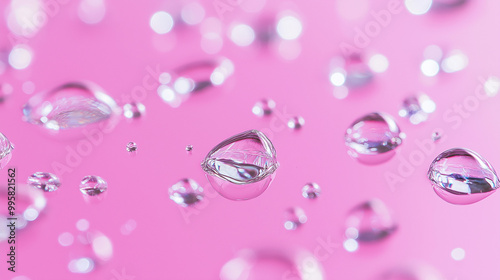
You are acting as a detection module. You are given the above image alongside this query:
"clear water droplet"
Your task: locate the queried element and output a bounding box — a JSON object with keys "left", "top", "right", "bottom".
{"left": 345, "top": 112, "right": 403, "bottom": 164}
{"left": 27, "top": 172, "right": 61, "bottom": 192}
{"left": 399, "top": 93, "right": 436, "bottom": 125}
{"left": 22, "top": 82, "right": 120, "bottom": 134}
{"left": 168, "top": 178, "right": 204, "bottom": 207}
{"left": 123, "top": 102, "right": 145, "bottom": 119}
{"left": 80, "top": 175, "right": 108, "bottom": 196}
{"left": 287, "top": 116, "right": 305, "bottom": 130}
{"left": 201, "top": 130, "right": 279, "bottom": 200}
{"left": 126, "top": 142, "right": 137, "bottom": 152}
{"left": 302, "top": 183, "right": 321, "bottom": 199}
{"left": 345, "top": 199, "right": 397, "bottom": 242}
{"left": 284, "top": 207, "right": 307, "bottom": 230}
{"left": 186, "top": 145, "right": 193, "bottom": 152}
{"left": 427, "top": 148, "right": 499, "bottom": 205}
{"left": 0, "top": 132, "right": 14, "bottom": 169}
{"left": 252, "top": 99, "right": 276, "bottom": 117}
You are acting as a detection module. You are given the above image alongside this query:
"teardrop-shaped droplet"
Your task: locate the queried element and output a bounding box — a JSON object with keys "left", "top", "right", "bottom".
{"left": 427, "top": 148, "right": 499, "bottom": 205}
{"left": 22, "top": 82, "right": 120, "bottom": 134}
{"left": 302, "top": 182, "right": 321, "bottom": 199}
{"left": 201, "top": 130, "right": 279, "bottom": 200}
{"left": 345, "top": 112, "right": 403, "bottom": 164}
{"left": 252, "top": 99, "right": 276, "bottom": 117}
{"left": 0, "top": 132, "right": 14, "bottom": 169}
{"left": 398, "top": 93, "right": 436, "bottom": 125}
{"left": 284, "top": 207, "right": 307, "bottom": 230}
{"left": 168, "top": 178, "right": 204, "bottom": 207}
{"left": 27, "top": 172, "right": 61, "bottom": 192}
{"left": 345, "top": 199, "right": 397, "bottom": 242}
{"left": 80, "top": 175, "right": 108, "bottom": 196}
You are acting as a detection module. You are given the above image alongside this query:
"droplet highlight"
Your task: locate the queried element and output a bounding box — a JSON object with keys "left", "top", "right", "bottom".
{"left": 123, "top": 102, "right": 146, "bottom": 119}
{"left": 288, "top": 116, "right": 305, "bottom": 130}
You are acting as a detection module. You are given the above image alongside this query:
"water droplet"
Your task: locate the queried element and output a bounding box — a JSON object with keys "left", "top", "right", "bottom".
{"left": 168, "top": 178, "right": 204, "bottom": 207}
{"left": 201, "top": 130, "right": 279, "bottom": 200}
{"left": 345, "top": 112, "right": 403, "bottom": 164}
{"left": 181, "top": 2, "right": 205, "bottom": 25}
{"left": 185, "top": 145, "right": 193, "bottom": 152}
{"left": 302, "top": 183, "right": 321, "bottom": 199}
{"left": 123, "top": 102, "right": 145, "bottom": 119}
{"left": 126, "top": 142, "right": 137, "bottom": 152}
{"left": 76, "top": 219, "right": 90, "bottom": 231}
{"left": 431, "top": 131, "right": 442, "bottom": 142}
{"left": 427, "top": 148, "right": 499, "bottom": 205}
{"left": 27, "top": 172, "right": 61, "bottom": 192}
{"left": 252, "top": 99, "right": 276, "bottom": 117}
{"left": 484, "top": 76, "right": 500, "bottom": 97}
{"left": 120, "top": 219, "right": 137, "bottom": 235}
{"left": 58, "top": 232, "right": 74, "bottom": 247}
{"left": 432, "top": 0, "right": 468, "bottom": 10}
{"left": 1, "top": 83, "right": 14, "bottom": 102}
{"left": 284, "top": 207, "right": 307, "bottom": 230}
{"left": 276, "top": 14, "right": 303, "bottom": 40}
{"left": 78, "top": 0, "right": 106, "bottom": 25}
{"left": 288, "top": 116, "right": 305, "bottom": 130}
{"left": 345, "top": 199, "right": 397, "bottom": 242}
{"left": 378, "top": 263, "right": 444, "bottom": 280}
{"left": 150, "top": 11, "right": 174, "bottom": 34}
{"left": 0, "top": 132, "right": 14, "bottom": 169}
{"left": 399, "top": 93, "right": 436, "bottom": 125}
{"left": 8, "top": 45, "right": 33, "bottom": 70}
{"left": 80, "top": 176, "right": 108, "bottom": 196}
{"left": 22, "top": 82, "right": 120, "bottom": 134}
{"left": 451, "top": 247, "right": 465, "bottom": 261}
{"left": 68, "top": 257, "right": 95, "bottom": 274}
{"left": 343, "top": 239, "right": 359, "bottom": 253}
{"left": 330, "top": 55, "right": 373, "bottom": 89}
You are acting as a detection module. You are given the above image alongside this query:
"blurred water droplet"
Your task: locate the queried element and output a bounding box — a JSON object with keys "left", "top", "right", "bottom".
{"left": 252, "top": 99, "right": 276, "bottom": 117}
{"left": 451, "top": 247, "right": 465, "bottom": 261}
{"left": 126, "top": 142, "right": 137, "bottom": 152}
{"left": 276, "top": 14, "right": 303, "bottom": 40}
{"left": 91, "top": 233, "right": 113, "bottom": 261}
{"left": 22, "top": 81, "right": 35, "bottom": 94}
{"left": 345, "top": 112, "right": 403, "bottom": 164}
{"left": 431, "top": 131, "right": 442, "bottom": 142}
{"left": 185, "top": 145, "right": 193, "bottom": 152}
{"left": 345, "top": 199, "right": 397, "bottom": 242}
{"left": 76, "top": 219, "right": 90, "bottom": 231}
{"left": 27, "top": 172, "right": 61, "bottom": 192}
{"left": 0, "top": 132, "right": 14, "bottom": 169}
{"left": 432, "top": 0, "right": 468, "bottom": 10}
{"left": 68, "top": 257, "right": 94, "bottom": 274}
{"left": 428, "top": 148, "right": 499, "bottom": 205}
{"left": 201, "top": 130, "right": 279, "bottom": 200}
{"left": 120, "top": 219, "right": 137, "bottom": 235}
{"left": 150, "top": 11, "right": 174, "bottom": 34}
{"left": 123, "top": 102, "right": 146, "bottom": 119}
{"left": 229, "top": 24, "right": 256, "bottom": 47}
{"left": 330, "top": 55, "right": 373, "bottom": 89}
{"left": 0, "top": 83, "right": 14, "bottom": 102}
{"left": 169, "top": 178, "right": 204, "bottom": 207}
{"left": 343, "top": 238, "right": 359, "bottom": 253}
{"left": 368, "top": 54, "right": 389, "bottom": 73}
{"left": 399, "top": 93, "right": 436, "bottom": 125}
{"left": 284, "top": 207, "right": 307, "bottom": 230}
{"left": 58, "top": 232, "right": 74, "bottom": 247}
{"left": 8, "top": 45, "right": 32, "bottom": 70}
{"left": 405, "top": 0, "right": 433, "bottom": 15}
{"left": 302, "top": 183, "right": 321, "bottom": 199}
{"left": 288, "top": 116, "right": 305, "bottom": 130}
{"left": 181, "top": 2, "right": 205, "bottom": 25}
{"left": 78, "top": 0, "right": 106, "bottom": 24}
{"left": 7, "top": 0, "right": 45, "bottom": 37}
{"left": 484, "top": 76, "right": 500, "bottom": 97}
{"left": 378, "top": 263, "right": 444, "bottom": 280}
{"left": 80, "top": 176, "right": 108, "bottom": 196}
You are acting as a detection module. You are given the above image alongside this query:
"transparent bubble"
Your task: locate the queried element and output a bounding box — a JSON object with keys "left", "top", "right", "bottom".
{"left": 284, "top": 207, "right": 307, "bottom": 230}
{"left": 123, "top": 102, "right": 146, "bottom": 119}
{"left": 168, "top": 178, "right": 204, "bottom": 207}
{"left": 345, "top": 199, "right": 397, "bottom": 242}
{"left": 201, "top": 130, "right": 279, "bottom": 200}
{"left": 126, "top": 142, "right": 137, "bottom": 152}
{"left": 288, "top": 116, "right": 305, "bottom": 130}
{"left": 0, "top": 132, "right": 14, "bottom": 169}
{"left": 80, "top": 175, "right": 108, "bottom": 196}
{"left": 399, "top": 93, "right": 436, "bottom": 125}
{"left": 252, "top": 99, "right": 276, "bottom": 117}
{"left": 27, "top": 172, "right": 61, "bottom": 192}
{"left": 427, "top": 148, "right": 499, "bottom": 205}
{"left": 302, "top": 183, "right": 321, "bottom": 199}
{"left": 345, "top": 112, "right": 403, "bottom": 164}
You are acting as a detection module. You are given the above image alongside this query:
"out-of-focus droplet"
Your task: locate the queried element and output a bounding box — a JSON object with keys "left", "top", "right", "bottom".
{"left": 7, "top": 0, "right": 45, "bottom": 37}
{"left": 201, "top": 130, "right": 279, "bottom": 200}
{"left": 80, "top": 175, "right": 108, "bottom": 196}
{"left": 123, "top": 102, "right": 146, "bottom": 119}
{"left": 91, "top": 232, "right": 113, "bottom": 261}
{"left": 0, "top": 132, "right": 14, "bottom": 169}
{"left": 451, "top": 247, "right": 465, "bottom": 261}
{"left": 78, "top": 0, "right": 106, "bottom": 25}
{"left": 186, "top": 145, "right": 193, "bottom": 152}
{"left": 343, "top": 238, "right": 359, "bottom": 253}
{"left": 58, "top": 232, "right": 74, "bottom": 247}
{"left": 441, "top": 50, "right": 468, "bottom": 73}
{"left": 405, "top": 0, "right": 433, "bottom": 15}
{"left": 484, "top": 76, "right": 500, "bottom": 97}
{"left": 330, "top": 55, "right": 373, "bottom": 99}
{"left": 428, "top": 148, "right": 499, "bottom": 205}
{"left": 0, "top": 83, "right": 14, "bottom": 103}
{"left": 126, "top": 142, "right": 137, "bottom": 152}
{"left": 284, "top": 207, "right": 307, "bottom": 230}
{"left": 399, "top": 93, "right": 436, "bottom": 125}
{"left": 345, "top": 112, "right": 403, "bottom": 164}
{"left": 288, "top": 116, "right": 305, "bottom": 130}
{"left": 368, "top": 54, "right": 389, "bottom": 73}
{"left": 22, "top": 82, "right": 120, "bottom": 134}
{"left": 76, "top": 219, "right": 90, "bottom": 231}
{"left": 345, "top": 199, "right": 397, "bottom": 242}
{"left": 181, "top": 2, "right": 205, "bottom": 25}
{"left": 252, "top": 99, "right": 276, "bottom": 117}
{"left": 432, "top": 0, "right": 468, "bottom": 10}
{"left": 431, "top": 131, "right": 442, "bottom": 142}
{"left": 302, "top": 183, "right": 321, "bottom": 199}
{"left": 120, "top": 219, "right": 137, "bottom": 235}
{"left": 276, "top": 14, "right": 302, "bottom": 40}
{"left": 421, "top": 46, "right": 467, "bottom": 76}
{"left": 421, "top": 59, "right": 440, "bottom": 77}
{"left": 229, "top": 24, "right": 256, "bottom": 47}
{"left": 169, "top": 178, "right": 204, "bottom": 207}
{"left": 27, "top": 172, "right": 61, "bottom": 192}
{"left": 378, "top": 263, "right": 444, "bottom": 280}
{"left": 150, "top": 11, "right": 174, "bottom": 34}
{"left": 9, "top": 45, "right": 33, "bottom": 70}
{"left": 68, "top": 257, "right": 95, "bottom": 274}
{"left": 22, "top": 81, "right": 35, "bottom": 94}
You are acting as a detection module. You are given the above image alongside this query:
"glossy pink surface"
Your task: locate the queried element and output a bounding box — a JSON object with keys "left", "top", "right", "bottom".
{"left": 1, "top": 0, "right": 500, "bottom": 279}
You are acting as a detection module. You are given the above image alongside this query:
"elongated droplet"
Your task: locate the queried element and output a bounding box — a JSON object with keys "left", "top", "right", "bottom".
{"left": 302, "top": 182, "right": 321, "bottom": 199}
{"left": 22, "top": 82, "right": 120, "bottom": 134}
{"left": 284, "top": 207, "right": 307, "bottom": 230}
{"left": 0, "top": 132, "right": 14, "bottom": 169}
{"left": 169, "top": 178, "right": 204, "bottom": 207}
{"left": 80, "top": 175, "right": 108, "bottom": 196}
{"left": 252, "top": 99, "right": 276, "bottom": 117}
{"left": 377, "top": 263, "right": 444, "bottom": 280}
{"left": 28, "top": 172, "right": 61, "bottom": 192}
{"left": 427, "top": 148, "right": 499, "bottom": 205}
{"left": 399, "top": 93, "right": 436, "bottom": 125}
{"left": 201, "top": 130, "right": 279, "bottom": 200}
{"left": 345, "top": 199, "right": 397, "bottom": 242}
{"left": 345, "top": 112, "right": 403, "bottom": 164}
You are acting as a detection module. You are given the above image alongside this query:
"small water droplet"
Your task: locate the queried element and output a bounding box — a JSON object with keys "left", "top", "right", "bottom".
{"left": 399, "top": 93, "right": 436, "bottom": 125}
{"left": 427, "top": 148, "right": 499, "bottom": 205}
{"left": 287, "top": 116, "right": 305, "bottom": 130}
{"left": 201, "top": 130, "right": 279, "bottom": 200}
{"left": 126, "top": 142, "right": 137, "bottom": 152}
{"left": 345, "top": 112, "right": 403, "bottom": 164}
{"left": 80, "top": 175, "right": 108, "bottom": 196}
{"left": 185, "top": 145, "right": 193, "bottom": 152}
{"left": 252, "top": 99, "right": 276, "bottom": 117}
{"left": 58, "top": 232, "right": 74, "bottom": 247}
{"left": 284, "top": 207, "right": 307, "bottom": 230}
{"left": 451, "top": 247, "right": 465, "bottom": 261}
{"left": 0, "top": 83, "right": 14, "bottom": 102}
{"left": 345, "top": 199, "right": 397, "bottom": 242}
{"left": 302, "top": 183, "right": 321, "bottom": 199}
{"left": 27, "top": 172, "right": 61, "bottom": 192}
{"left": 68, "top": 257, "right": 95, "bottom": 274}
{"left": 431, "top": 131, "right": 442, "bottom": 142}
{"left": 169, "top": 178, "right": 204, "bottom": 207}
{"left": 0, "top": 132, "right": 14, "bottom": 169}
{"left": 123, "top": 102, "right": 146, "bottom": 119}
{"left": 330, "top": 55, "right": 373, "bottom": 90}
{"left": 78, "top": 0, "right": 106, "bottom": 25}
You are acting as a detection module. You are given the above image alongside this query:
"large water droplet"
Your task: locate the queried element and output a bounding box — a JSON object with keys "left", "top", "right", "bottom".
{"left": 22, "top": 82, "right": 120, "bottom": 134}
{"left": 168, "top": 178, "right": 204, "bottom": 207}
{"left": 201, "top": 130, "right": 279, "bottom": 200}
{"left": 0, "top": 132, "right": 14, "bottom": 169}
{"left": 398, "top": 93, "right": 436, "bottom": 125}
{"left": 345, "top": 112, "right": 403, "bottom": 164}
{"left": 284, "top": 207, "right": 307, "bottom": 230}
{"left": 302, "top": 183, "right": 321, "bottom": 199}
{"left": 27, "top": 172, "right": 61, "bottom": 192}
{"left": 427, "top": 148, "right": 499, "bottom": 205}
{"left": 345, "top": 199, "right": 397, "bottom": 242}
{"left": 80, "top": 175, "right": 108, "bottom": 196}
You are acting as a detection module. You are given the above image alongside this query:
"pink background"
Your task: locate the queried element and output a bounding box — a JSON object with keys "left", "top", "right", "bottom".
{"left": 1, "top": 0, "right": 500, "bottom": 279}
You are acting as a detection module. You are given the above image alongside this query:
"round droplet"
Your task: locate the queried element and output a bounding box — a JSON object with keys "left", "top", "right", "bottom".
{"left": 123, "top": 102, "right": 145, "bottom": 119}
{"left": 431, "top": 131, "right": 442, "bottom": 142}
{"left": 288, "top": 116, "right": 305, "bottom": 130}
{"left": 302, "top": 183, "right": 321, "bottom": 199}
{"left": 185, "top": 145, "right": 193, "bottom": 152}
{"left": 427, "top": 148, "right": 499, "bottom": 205}
{"left": 80, "top": 175, "right": 108, "bottom": 196}
{"left": 451, "top": 247, "right": 465, "bottom": 261}
{"left": 330, "top": 55, "right": 373, "bottom": 90}
{"left": 284, "top": 207, "right": 307, "bottom": 230}
{"left": 0, "top": 132, "right": 14, "bottom": 169}
{"left": 399, "top": 93, "right": 436, "bottom": 125}
{"left": 201, "top": 130, "right": 279, "bottom": 200}
{"left": 345, "top": 199, "right": 397, "bottom": 242}
{"left": 68, "top": 257, "right": 95, "bottom": 274}
{"left": 126, "top": 142, "right": 137, "bottom": 152}
{"left": 252, "top": 99, "right": 276, "bottom": 117}
{"left": 345, "top": 112, "right": 403, "bottom": 164}
{"left": 27, "top": 172, "right": 61, "bottom": 192}
{"left": 169, "top": 178, "right": 204, "bottom": 207}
